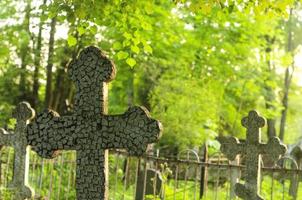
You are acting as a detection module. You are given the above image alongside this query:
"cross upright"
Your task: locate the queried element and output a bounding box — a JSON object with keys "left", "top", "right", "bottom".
{"left": 0, "top": 102, "right": 35, "bottom": 200}
{"left": 219, "top": 110, "right": 287, "bottom": 200}
{"left": 26, "top": 46, "right": 162, "bottom": 200}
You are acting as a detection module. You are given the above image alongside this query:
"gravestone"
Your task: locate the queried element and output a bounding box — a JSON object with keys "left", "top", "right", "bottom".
{"left": 0, "top": 102, "right": 35, "bottom": 200}
{"left": 289, "top": 140, "right": 302, "bottom": 171}
{"left": 274, "top": 157, "right": 300, "bottom": 200}
{"left": 219, "top": 110, "right": 287, "bottom": 200}
{"left": 26, "top": 46, "right": 162, "bottom": 200}
{"left": 288, "top": 142, "right": 302, "bottom": 199}
{"left": 229, "top": 155, "right": 241, "bottom": 200}
{"left": 135, "top": 169, "right": 163, "bottom": 200}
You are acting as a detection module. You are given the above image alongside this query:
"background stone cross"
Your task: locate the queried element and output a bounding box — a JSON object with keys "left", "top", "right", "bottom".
{"left": 219, "top": 110, "right": 287, "bottom": 200}
{"left": 26, "top": 46, "right": 162, "bottom": 200}
{"left": 0, "top": 102, "right": 35, "bottom": 200}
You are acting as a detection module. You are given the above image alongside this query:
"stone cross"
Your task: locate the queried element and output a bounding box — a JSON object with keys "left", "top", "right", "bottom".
{"left": 0, "top": 102, "right": 35, "bottom": 200}
{"left": 26, "top": 46, "right": 162, "bottom": 200}
{"left": 219, "top": 110, "right": 286, "bottom": 200}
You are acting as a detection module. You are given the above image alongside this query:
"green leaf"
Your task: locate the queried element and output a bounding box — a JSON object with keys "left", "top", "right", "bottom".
{"left": 75, "top": 7, "right": 86, "bottom": 19}
{"left": 48, "top": 11, "right": 57, "bottom": 19}
{"left": 0, "top": 46, "right": 9, "bottom": 57}
{"left": 122, "top": 40, "right": 131, "bottom": 47}
{"left": 142, "top": 22, "right": 152, "bottom": 30}
{"left": 90, "top": 25, "right": 97, "bottom": 34}
{"left": 77, "top": 26, "right": 85, "bottom": 36}
{"left": 117, "top": 51, "right": 129, "bottom": 60}
{"left": 126, "top": 57, "right": 136, "bottom": 67}
{"left": 144, "top": 44, "right": 153, "bottom": 54}
{"left": 41, "top": 14, "right": 48, "bottom": 22}
{"left": 57, "top": 15, "right": 66, "bottom": 22}
{"left": 132, "top": 37, "right": 140, "bottom": 45}
{"left": 113, "top": 42, "right": 122, "bottom": 50}
{"left": 123, "top": 32, "right": 132, "bottom": 39}
{"left": 131, "top": 45, "right": 140, "bottom": 54}
{"left": 39, "top": 4, "right": 48, "bottom": 11}
{"left": 7, "top": 118, "right": 16, "bottom": 130}
{"left": 67, "top": 35, "right": 77, "bottom": 47}
{"left": 281, "top": 53, "right": 292, "bottom": 67}
{"left": 144, "top": 3, "right": 153, "bottom": 15}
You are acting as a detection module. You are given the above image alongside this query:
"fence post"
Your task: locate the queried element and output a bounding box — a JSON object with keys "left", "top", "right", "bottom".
{"left": 229, "top": 155, "right": 240, "bottom": 200}
{"left": 199, "top": 143, "right": 208, "bottom": 199}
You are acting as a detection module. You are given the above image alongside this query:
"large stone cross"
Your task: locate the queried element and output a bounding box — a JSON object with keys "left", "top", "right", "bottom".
{"left": 0, "top": 102, "right": 35, "bottom": 199}
{"left": 26, "top": 46, "right": 162, "bottom": 200}
{"left": 219, "top": 110, "right": 286, "bottom": 200}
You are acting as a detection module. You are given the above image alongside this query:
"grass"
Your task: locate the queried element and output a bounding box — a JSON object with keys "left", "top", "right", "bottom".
{"left": 0, "top": 148, "right": 301, "bottom": 199}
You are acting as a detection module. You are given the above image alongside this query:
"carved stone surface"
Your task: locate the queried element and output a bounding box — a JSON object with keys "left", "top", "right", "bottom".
{"left": 0, "top": 102, "right": 35, "bottom": 200}
{"left": 26, "top": 46, "right": 162, "bottom": 200}
{"left": 219, "top": 110, "right": 287, "bottom": 200}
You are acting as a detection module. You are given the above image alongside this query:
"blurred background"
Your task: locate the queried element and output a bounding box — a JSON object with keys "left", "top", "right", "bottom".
{"left": 1, "top": 0, "right": 302, "bottom": 154}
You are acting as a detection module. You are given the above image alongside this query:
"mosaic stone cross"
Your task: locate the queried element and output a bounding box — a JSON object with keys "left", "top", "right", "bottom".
{"left": 0, "top": 102, "right": 35, "bottom": 199}
{"left": 26, "top": 46, "right": 162, "bottom": 200}
{"left": 219, "top": 110, "right": 287, "bottom": 200}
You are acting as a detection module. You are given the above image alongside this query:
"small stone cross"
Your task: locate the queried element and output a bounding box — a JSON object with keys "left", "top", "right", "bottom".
{"left": 0, "top": 102, "right": 35, "bottom": 200}
{"left": 26, "top": 46, "right": 162, "bottom": 200}
{"left": 219, "top": 110, "right": 287, "bottom": 200}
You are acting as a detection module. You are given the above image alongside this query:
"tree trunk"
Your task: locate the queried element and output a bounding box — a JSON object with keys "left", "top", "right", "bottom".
{"left": 280, "top": 68, "right": 291, "bottom": 141}
{"left": 51, "top": 46, "right": 81, "bottom": 113}
{"left": 45, "top": 17, "right": 57, "bottom": 108}
{"left": 64, "top": 32, "right": 84, "bottom": 112}
{"left": 279, "top": 8, "right": 294, "bottom": 141}
{"left": 32, "top": 0, "right": 47, "bottom": 109}
{"left": 266, "top": 113, "right": 277, "bottom": 138}
{"left": 264, "top": 37, "right": 277, "bottom": 139}
{"left": 50, "top": 19, "right": 83, "bottom": 113}
{"left": 51, "top": 62, "right": 67, "bottom": 111}
{"left": 265, "top": 76, "right": 277, "bottom": 138}
{"left": 18, "top": 1, "right": 31, "bottom": 102}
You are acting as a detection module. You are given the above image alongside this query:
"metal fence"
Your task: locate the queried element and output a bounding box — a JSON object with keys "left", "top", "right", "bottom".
{"left": 0, "top": 146, "right": 301, "bottom": 200}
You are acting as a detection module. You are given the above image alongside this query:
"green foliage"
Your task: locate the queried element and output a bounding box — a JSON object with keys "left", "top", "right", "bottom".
{"left": 67, "top": 35, "right": 77, "bottom": 47}
{"left": 261, "top": 176, "right": 294, "bottom": 200}
{"left": 1, "top": 2, "right": 302, "bottom": 200}
{"left": 1, "top": 0, "right": 302, "bottom": 153}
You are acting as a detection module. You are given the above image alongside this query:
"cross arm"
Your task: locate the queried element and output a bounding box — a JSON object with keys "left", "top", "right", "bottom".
{"left": 27, "top": 109, "right": 77, "bottom": 159}
{"left": 0, "top": 128, "right": 15, "bottom": 146}
{"left": 0, "top": 102, "right": 35, "bottom": 147}
{"left": 259, "top": 137, "right": 287, "bottom": 163}
{"left": 99, "top": 106, "right": 162, "bottom": 156}
{"left": 218, "top": 136, "right": 245, "bottom": 161}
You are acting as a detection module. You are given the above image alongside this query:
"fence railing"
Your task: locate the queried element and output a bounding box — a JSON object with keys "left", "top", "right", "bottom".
{"left": 0, "top": 147, "right": 301, "bottom": 200}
